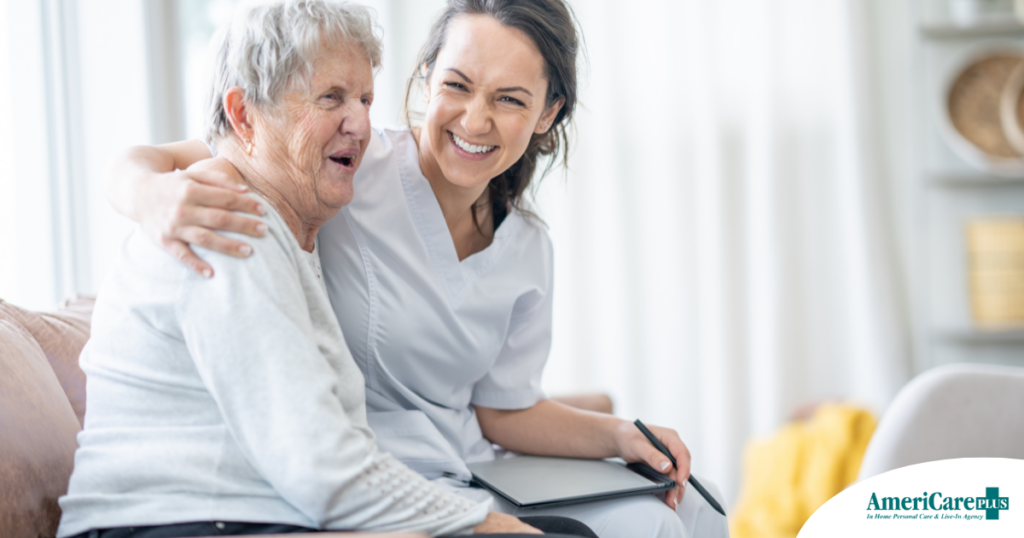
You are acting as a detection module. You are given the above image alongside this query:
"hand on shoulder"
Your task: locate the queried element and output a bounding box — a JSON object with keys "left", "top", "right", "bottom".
{"left": 142, "top": 157, "right": 265, "bottom": 278}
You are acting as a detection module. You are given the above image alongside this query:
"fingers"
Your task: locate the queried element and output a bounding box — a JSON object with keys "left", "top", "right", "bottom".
{"left": 662, "top": 434, "right": 691, "bottom": 482}
{"left": 615, "top": 420, "right": 675, "bottom": 473}
{"left": 180, "top": 180, "right": 265, "bottom": 217}
{"left": 637, "top": 442, "right": 675, "bottom": 475}
{"left": 665, "top": 483, "right": 684, "bottom": 510}
{"left": 178, "top": 225, "right": 254, "bottom": 259}
{"left": 163, "top": 239, "right": 213, "bottom": 278}
{"left": 656, "top": 430, "right": 691, "bottom": 510}
{"left": 186, "top": 206, "right": 266, "bottom": 238}
{"left": 670, "top": 446, "right": 690, "bottom": 509}
{"left": 640, "top": 425, "right": 691, "bottom": 510}
{"left": 139, "top": 167, "right": 263, "bottom": 276}
{"left": 159, "top": 178, "right": 263, "bottom": 261}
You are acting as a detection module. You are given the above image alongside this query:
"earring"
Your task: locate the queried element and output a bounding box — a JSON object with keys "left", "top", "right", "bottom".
{"left": 244, "top": 138, "right": 254, "bottom": 156}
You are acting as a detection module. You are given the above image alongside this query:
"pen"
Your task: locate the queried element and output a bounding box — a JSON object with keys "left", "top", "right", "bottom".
{"left": 633, "top": 419, "right": 727, "bottom": 517}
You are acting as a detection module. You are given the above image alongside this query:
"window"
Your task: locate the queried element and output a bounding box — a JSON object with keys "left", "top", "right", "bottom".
{"left": 0, "top": 1, "right": 149, "bottom": 309}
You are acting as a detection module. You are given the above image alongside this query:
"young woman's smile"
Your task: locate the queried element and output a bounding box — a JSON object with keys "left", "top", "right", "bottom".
{"left": 448, "top": 130, "right": 497, "bottom": 160}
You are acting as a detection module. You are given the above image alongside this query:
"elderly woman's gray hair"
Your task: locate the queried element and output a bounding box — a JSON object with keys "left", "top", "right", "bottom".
{"left": 205, "top": 0, "right": 383, "bottom": 142}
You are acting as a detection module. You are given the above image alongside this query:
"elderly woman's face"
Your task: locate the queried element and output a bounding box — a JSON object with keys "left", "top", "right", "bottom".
{"left": 259, "top": 41, "right": 373, "bottom": 212}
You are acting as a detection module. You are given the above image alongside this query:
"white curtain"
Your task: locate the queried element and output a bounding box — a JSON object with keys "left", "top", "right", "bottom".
{"left": 526, "top": 0, "right": 915, "bottom": 503}
{"left": 0, "top": 1, "right": 145, "bottom": 310}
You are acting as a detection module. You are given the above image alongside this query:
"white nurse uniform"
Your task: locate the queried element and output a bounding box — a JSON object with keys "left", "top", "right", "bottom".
{"left": 318, "top": 127, "right": 729, "bottom": 538}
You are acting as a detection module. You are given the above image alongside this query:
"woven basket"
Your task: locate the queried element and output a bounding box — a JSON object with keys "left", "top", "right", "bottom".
{"left": 941, "top": 44, "right": 1024, "bottom": 176}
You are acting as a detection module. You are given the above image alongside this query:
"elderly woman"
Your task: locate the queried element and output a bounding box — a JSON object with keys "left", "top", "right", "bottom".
{"left": 100, "top": 0, "right": 731, "bottom": 537}
{"left": 55, "top": 2, "right": 595, "bottom": 537}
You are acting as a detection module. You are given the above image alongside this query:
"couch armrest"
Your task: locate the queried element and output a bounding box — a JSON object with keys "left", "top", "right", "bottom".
{"left": 550, "top": 393, "right": 614, "bottom": 414}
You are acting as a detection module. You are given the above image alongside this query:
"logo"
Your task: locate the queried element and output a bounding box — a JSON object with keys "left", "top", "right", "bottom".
{"left": 866, "top": 487, "right": 1010, "bottom": 521}
{"left": 797, "top": 459, "right": 1023, "bottom": 538}
{"left": 979, "top": 488, "right": 1011, "bottom": 520}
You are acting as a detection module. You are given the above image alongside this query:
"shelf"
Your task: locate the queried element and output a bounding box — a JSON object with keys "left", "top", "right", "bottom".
{"left": 935, "top": 327, "right": 1024, "bottom": 344}
{"left": 929, "top": 172, "right": 1024, "bottom": 187}
{"left": 920, "top": 20, "right": 1024, "bottom": 38}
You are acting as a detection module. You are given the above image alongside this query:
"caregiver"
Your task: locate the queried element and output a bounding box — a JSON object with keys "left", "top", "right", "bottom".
{"left": 107, "top": 1, "right": 728, "bottom": 537}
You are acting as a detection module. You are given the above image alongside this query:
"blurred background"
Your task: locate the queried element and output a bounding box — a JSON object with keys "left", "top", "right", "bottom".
{"left": 2, "top": 0, "right": 1024, "bottom": 516}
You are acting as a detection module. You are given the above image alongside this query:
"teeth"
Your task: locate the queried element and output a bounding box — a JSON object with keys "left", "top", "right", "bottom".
{"left": 451, "top": 132, "right": 494, "bottom": 154}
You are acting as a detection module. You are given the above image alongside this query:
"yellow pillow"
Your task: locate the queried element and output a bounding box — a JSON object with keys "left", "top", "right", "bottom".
{"left": 729, "top": 403, "right": 877, "bottom": 538}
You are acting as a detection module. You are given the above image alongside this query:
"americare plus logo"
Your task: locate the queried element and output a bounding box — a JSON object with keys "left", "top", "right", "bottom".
{"left": 797, "top": 460, "right": 1023, "bottom": 538}
{"left": 866, "top": 488, "right": 1010, "bottom": 521}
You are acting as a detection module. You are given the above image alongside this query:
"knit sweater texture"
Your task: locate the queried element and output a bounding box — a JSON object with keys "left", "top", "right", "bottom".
{"left": 57, "top": 195, "right": 489, "bottom": 537}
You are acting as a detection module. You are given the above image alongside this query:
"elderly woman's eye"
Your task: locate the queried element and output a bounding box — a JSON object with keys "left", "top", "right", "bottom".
{"left": 444, "top": 82, "right": 467, "bottom": 91}
{"left": 321, "top": 92, "right": 339, "bottom": 101}
{"left": 500, "top": 96, "right": 525, "bottom": 106}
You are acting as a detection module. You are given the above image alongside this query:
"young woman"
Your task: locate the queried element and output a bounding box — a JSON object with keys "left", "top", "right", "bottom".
{"left": 107, "top": 1, "right": 729, "bottom": 537}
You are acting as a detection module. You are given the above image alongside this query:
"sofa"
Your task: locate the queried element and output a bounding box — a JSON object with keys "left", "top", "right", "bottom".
{"left": 0, "top": 297, "right": 611, "bottom": 538}
{"left": 1, "top": 296, "right": 91, "bottom": 537}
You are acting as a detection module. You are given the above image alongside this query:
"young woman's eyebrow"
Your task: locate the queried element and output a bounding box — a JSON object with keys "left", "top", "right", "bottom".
{"left": 445, "top": 68, "right": 473, "bottom": 83}
{"left": 496, "top": 86, "right": 533, "bottom": 96}
{"left": 444, "top": 68, "right": 533, "bottom": 96}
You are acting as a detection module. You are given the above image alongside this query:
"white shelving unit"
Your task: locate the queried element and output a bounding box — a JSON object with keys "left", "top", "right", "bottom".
{"left": 920, "top": 20, "right": 1024, "bottom": 38}
{"left": 914, "top": 0, "right": 1024, "bottom": 371}
{"left": 936, "top": 327, "right": 1024, "bottom": 343}
{"left": 930, "top": 172, "right": 1024, "bottom": 186}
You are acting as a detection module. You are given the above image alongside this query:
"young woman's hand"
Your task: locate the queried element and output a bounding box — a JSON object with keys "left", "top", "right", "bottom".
{"left": 473, "top": 512, "right": 542, "bottom": 535}
{"left": 614, "top": 420, "right": 692, "bottom": 510}
{"left": 140, "top": 158, "right": 265, "bottom": 278}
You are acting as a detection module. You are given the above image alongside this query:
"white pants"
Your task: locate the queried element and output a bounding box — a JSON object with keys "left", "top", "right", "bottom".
{"left": 453, "top": 474, "right": 730, "bottom": 538}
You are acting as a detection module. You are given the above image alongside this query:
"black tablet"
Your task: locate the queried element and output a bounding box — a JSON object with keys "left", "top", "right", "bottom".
{"left": 468, "top": 455, "right": 676, "bottom": 509}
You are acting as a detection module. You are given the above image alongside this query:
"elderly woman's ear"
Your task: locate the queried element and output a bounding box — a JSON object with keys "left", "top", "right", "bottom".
{"left": 223, "top": 87, "right": 256, "bottom": 152}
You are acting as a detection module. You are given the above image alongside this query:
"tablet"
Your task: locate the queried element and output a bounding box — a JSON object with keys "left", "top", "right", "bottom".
{"left": 467, "top": 455, "right": 676, "bottom": 509}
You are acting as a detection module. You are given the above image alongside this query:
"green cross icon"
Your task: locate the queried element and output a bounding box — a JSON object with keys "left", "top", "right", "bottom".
{"left": 979, "top": 487, "right": 1009, "bottom": 520}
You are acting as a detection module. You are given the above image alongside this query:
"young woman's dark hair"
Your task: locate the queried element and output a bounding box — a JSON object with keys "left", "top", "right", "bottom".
{"left": 405, "top": 0, "right": 580, "bottom": 229}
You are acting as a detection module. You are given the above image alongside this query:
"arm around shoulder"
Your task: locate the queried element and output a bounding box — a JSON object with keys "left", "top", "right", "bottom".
{"left": 104, "top": 140, "right": 266, "bottom": 276}
{"left": 104, "top": 140, "right": 212, "bottom": 220}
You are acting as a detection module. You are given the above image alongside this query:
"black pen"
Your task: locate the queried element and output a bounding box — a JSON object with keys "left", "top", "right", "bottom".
{"left": 633, "top": 419, "right": 727, "bottom": 517}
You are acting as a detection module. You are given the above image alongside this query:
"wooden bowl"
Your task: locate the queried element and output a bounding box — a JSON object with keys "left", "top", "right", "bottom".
{"left": 940, "top": 43, "right": 1024, "bottom": 176}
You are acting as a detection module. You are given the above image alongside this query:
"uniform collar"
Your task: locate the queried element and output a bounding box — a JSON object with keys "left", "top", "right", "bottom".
{"left": 396, "top": 128, "right": 521, "bottom": 305}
